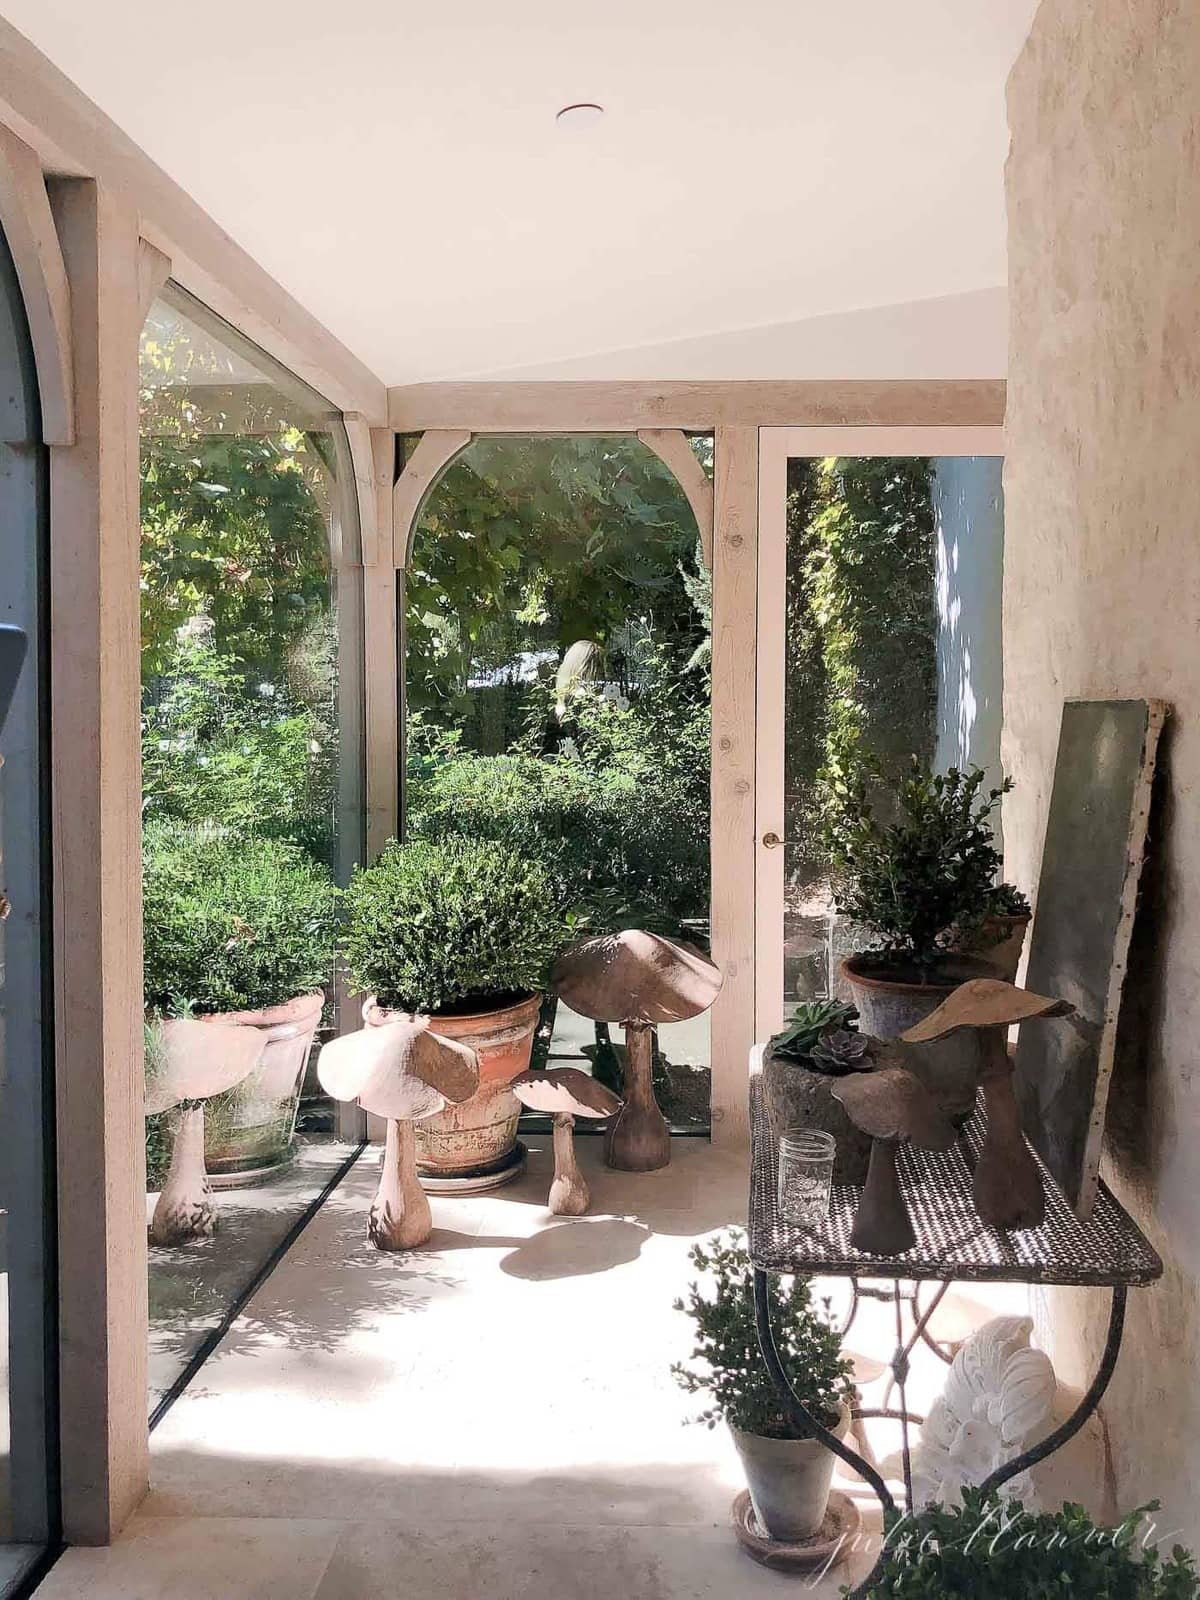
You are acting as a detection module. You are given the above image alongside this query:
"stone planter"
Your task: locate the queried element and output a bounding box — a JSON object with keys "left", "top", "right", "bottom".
{"left": 841, "top": 955, "right": 994, "bottom": 1123}
{"left": 196, "top": 991, "right": 324, "bottom": 1180}
{"left": 730, "top": 1399, "right": 851, "bottom": 1542}
{"left": 763, "top": 1050, "right": 872, "bottom": 1184}
{"left": 364, "top": 991, "right": 541, "bottom": 1180}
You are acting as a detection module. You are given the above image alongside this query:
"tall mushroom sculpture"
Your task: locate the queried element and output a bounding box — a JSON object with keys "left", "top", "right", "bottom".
{"left": 551, "top": 930, "right": 723, "bottom": 1172}
{"left": 145, "top": 1017, "right": 267, "bottom": 1246}
{"left": 511, "top": 1066, "right": 621, "bottom": 1215}
{"left": 831, "top": 1066, "right": 956, "bottom": 1255}
{"left": 319, "top": 1019, "right": 479, "bottom": 1250}
{"left": 902, "top": 978, "right": 1072, "bottom": 1231}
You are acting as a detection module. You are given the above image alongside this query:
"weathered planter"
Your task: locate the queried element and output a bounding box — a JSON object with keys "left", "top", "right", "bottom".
{"left": 196, "top": 991, "right": 324, "bottom": 1178}
{"left": 966, "top": 912, "right": 1031, "bottom": 983}
{"left": 841, "top": 956, "right": 993, "bottom": 1123}
{"left": 730, "top": 1399, "right": 851, "bottom": 1542}
{"left": 763, "top": 1050, "right": 872, "bottom": 1184}
{"left": 364, "top": 991, "right": 540, "bottom": 1178}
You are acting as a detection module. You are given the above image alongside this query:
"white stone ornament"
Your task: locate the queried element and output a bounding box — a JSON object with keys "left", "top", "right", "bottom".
{"left": 910, "top": 1315, "right": 1056, "bottom": 1510}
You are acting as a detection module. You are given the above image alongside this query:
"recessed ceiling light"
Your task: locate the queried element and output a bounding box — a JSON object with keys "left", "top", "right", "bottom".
{"left": 555, "top": 102, "right": 605, "bottom": 128}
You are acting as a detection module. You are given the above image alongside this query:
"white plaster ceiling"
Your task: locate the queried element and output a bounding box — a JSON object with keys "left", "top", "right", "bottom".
{"left": 4, "top": 1, "right": 1038, "bottom": 385}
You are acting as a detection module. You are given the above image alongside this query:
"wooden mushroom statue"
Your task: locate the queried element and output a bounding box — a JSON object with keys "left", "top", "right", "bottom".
{"left": 902, "top": 979, "right": 1072, "bottom": 1232}
{"left": 551, "top": 930, "right": 723, "bottom": 1173}
{"left": 511, "top": 1067, "right": 621, "bottom": 1215}
{"left": 319, "top": 1020, "right": 479, "bottom": 1250}
{"left": 831, "top": 1067, "right": 956, "bottom": 1255}
{"left": 145, "top": 1016, "right": 266, "bottom": 1246}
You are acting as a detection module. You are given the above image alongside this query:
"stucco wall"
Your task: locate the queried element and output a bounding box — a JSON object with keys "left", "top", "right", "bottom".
{"left": 1005, "top": 0, "right": 1200, "bottom": 1537}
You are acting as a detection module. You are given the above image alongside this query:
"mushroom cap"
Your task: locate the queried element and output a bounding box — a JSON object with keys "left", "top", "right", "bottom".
{"left": 511, "top": 1066, "right": 621, "bottom": 1119}
{"left": 831, "top": 1066, "right": 957, "bottom": 1151}
{"left": 318, "top": 1019, "right": 479, "bottom": 1121}
{"left": 144, "top": 1016, "right": 266, "bottom": 1115}
{"left": 901, "top": 979, "right": 1073, "bottom": 1045}
{"left": 551, "top": 930, "right": 723, "bottom": 1026}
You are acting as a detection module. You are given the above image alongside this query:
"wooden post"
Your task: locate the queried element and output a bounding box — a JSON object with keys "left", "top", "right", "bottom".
{"left": 47, "top": 175, "right": 149, "bottom": 1543}
{"left": 709, "top": 425, "right": 759, "bottom": 1153}
{"left": 364, "top": 427, "right": 398, "bottom": 861}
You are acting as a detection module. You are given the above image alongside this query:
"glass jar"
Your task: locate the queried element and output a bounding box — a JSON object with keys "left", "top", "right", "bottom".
{"left": 777, "top": 1130, "right": 836, "bottom": 1227}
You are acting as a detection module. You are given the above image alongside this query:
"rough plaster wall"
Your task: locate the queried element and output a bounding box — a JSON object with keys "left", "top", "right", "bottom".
{"left": 1005, "top": 0, "right": 1200, "bottom": 1537}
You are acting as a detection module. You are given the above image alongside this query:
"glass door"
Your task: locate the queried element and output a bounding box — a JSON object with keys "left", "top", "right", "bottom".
{"left": 754, "top": 427, "right": 1006, "bottom": 1040}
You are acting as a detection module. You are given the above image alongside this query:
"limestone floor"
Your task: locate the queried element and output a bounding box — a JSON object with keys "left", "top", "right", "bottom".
{"left": 35, "top": 1137, "right": 1107, "bottom": 1600}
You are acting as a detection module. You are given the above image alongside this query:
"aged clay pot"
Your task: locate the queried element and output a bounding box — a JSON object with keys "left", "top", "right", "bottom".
{"left": 948, "top": 913, "right": 1031, "bottom": 983}
{"left": 196, "top": 991, "right": 324, "bottom": 1177}
{"left": 841, "top": 956, "right": 994, "bottom": 1123}
{"left": 730, "top": 1399, "right": 851, "bottom": 1542}
{"left": 364, "top": 992, "right": 541, "bottom": 1179}
{"left": 763, "top": 1050, "right": 872, "bottom": 1184}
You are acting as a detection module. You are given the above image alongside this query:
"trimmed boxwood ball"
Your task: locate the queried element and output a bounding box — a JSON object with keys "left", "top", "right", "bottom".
{"left": 342, "top": 836, "right": 571, "bottom": 1016}
{"left": 142, "top": 820, "right": 338, "bottom": 1016}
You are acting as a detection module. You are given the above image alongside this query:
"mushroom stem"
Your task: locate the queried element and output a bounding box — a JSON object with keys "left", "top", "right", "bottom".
{"left": 974, "top": 1033, "right": 1045, "bottom": 1230}
{"left": 851, "top": 1139, "right": 915, "bottom": 1255}
{"left": 548, "top": 1113, "right": 589, "bottom": 1215}
{"left": 149, "top": 1105, "right": 215, "bottom": 1246}
{"left": 369, "top": 1118, "right": 433, "bottom": 1251}
{"left": 605, "top": 1022, "right": 671, "bottom": 1172}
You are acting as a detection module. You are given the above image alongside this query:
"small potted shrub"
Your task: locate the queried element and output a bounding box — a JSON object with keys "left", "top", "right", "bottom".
{"left": 868, "top": 1489, "right": 1198, "bottom": 1598}
{"left": 672, "top": 1230, "right": 853, "bottom": 1543}
{"left": 342, "top": 836, "right": 571, "bottom": 1182}
{"left": 142, "top": 821, "right": 339, "bottom": 1178}
{"left": 821, "top": 760, "right": 1014, "bottom": 1119}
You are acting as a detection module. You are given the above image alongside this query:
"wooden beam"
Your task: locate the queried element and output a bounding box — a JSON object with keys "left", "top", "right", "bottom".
{"left": 388, "top": 380, "right": 1006, "bottom": 434}
{"left": 637, "top": 428, "right": 714, "bottom": 569}
{"left": 135, "top": 236, "right": 170, "bottom": 324}
{"left": 709, "top": 425, "right": 759, "bottom": 1154}
{"left": 47, "top": 175, "right": 148, "bottom": 1543}
{"left": 364, "top": 427, "right": 398, "bottom": 859}
{"left": 392, "top": 428, "right": 472, "bottom": 568}
{"left": 343, "top": 413, "right": 380, "bottom": 567}
{"left": 0, "top": 122, "right": 72, "bottom": 443}
{"left": 0, "top": 20, "right": 386, "bottom": 419}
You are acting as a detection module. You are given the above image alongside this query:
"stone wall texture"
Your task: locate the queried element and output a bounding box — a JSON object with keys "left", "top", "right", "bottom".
{"left": 1005, "top": 0, "right": 1200, "bottom": 1538}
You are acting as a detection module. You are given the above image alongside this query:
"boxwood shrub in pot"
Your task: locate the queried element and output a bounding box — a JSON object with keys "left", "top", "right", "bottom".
{"left": 672, "top": 1230, "right": 853, "bottom": 1542}
{"left": 142, "top": 821, "right": 338, "bottom": 1180}
{"left": 342, "top": 836, "right": 572, "bottom": 1182}
{"left": 820, "top": 759, "right": 1018, "bottom": 1120}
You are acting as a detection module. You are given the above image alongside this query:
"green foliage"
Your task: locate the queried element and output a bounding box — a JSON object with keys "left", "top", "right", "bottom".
{"left": 768, "top": 1001, "right": 859, "bottom": 1063}
{"left": 142, "top": 821, "right": 338, "bottom": 1016}
{"left": 821, "top": 759, "right": 1009, "bottom": 976}
{"left": 869, "top": 1490, "right": 1199, "bottom": 1599}
{"left": 142, "top": 628, "right": 337, "bottom": 862}
{"left": 341, "top": 837, "right": 571, "bottom": 1014}
{"left": 672, "top": 1230, "right": 852, "bottom": 1439}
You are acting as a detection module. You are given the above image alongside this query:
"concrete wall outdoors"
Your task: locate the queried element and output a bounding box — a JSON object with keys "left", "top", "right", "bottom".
{"left": 933, "top": 456, "right": 1005, "bottom": 803}
{"left": 1005, "top": 0, "right": 1200, "bottom": 1539}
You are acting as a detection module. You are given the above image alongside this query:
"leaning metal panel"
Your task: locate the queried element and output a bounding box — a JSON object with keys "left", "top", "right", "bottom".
{"left": 748, "top": 1076, "right": 1162, "bottom": 1286}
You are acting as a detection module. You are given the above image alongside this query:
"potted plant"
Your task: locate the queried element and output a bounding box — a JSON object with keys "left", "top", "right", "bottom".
{"left": 949, "top": 880, "right": 1033, "bottom": 981}
{"left": 672, "top": 1230, "right": 853, "bottom": 1543}
{"left": 341, "top": 836, "right": 571, "bottom": 1184}
{"left": 867, "top": 1489, "right": 1198, "bottom": 1597}
{"left": 142, "top": 821, "right": 338, "bottom": 1179}
{"left": 763, "top": 1000, "right": 876, "bottom": 1183}
{"left": 820, "top": 760, "right": 1013, "bottom": 1119}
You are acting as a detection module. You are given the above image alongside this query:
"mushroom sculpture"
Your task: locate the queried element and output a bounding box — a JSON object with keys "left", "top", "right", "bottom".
{"left": 831, "top": 1066, "right": 956, "bottom": 1255}
{"left": 145, "top": 1017, "right": 266, "bottom": 1246}
{"left": 551, "top": 930, "right": 723, "bottom": 1172}
{"left": 511, "top": 1067, "right": 622, "bottom": 1215}
{"left": 902, "top": 978, "right": 1072, "bottom": 1231}
{"left": 319, "top": 1019, "right": 479, "bottom": 1250}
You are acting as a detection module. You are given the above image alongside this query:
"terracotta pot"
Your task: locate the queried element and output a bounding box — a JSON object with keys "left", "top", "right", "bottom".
{"left": 730, "top": 1399, "right": 851, "bottom": 1542}
{"left": 196, "top": 991, "right": 324, "bottom": 1177}
{"left": 841, "top": 955, "right": 993, "bottom": 1123}
{"left": 364, "top": 992, "right": 541, "bottom": 1177}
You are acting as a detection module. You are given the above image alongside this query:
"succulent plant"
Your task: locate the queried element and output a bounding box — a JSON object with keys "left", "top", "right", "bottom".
{"left": 809, "top": 1027, "right": 873, "bottom": 1076}
{"left": 768, "top": 1000, "right": 858, "bottom": 1063}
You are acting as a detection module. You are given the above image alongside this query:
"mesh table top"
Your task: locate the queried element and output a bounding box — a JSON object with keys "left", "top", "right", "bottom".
{"left": 748, "top": 1075, "right": 1162, "bottom": 1287}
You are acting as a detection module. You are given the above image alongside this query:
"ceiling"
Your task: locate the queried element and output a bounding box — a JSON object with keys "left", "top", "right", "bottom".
{"left": 3, "top": 1, "right": 1038, "bottom": 386}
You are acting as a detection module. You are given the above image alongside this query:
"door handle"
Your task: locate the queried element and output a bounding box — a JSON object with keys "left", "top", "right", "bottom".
{"left": 761, "top": 831, "right": 788, "bottom": 850}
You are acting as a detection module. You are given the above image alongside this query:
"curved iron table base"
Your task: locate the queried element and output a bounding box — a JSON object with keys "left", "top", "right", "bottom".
{"left": 753, "top": 1271, "right": 1127, "bottom": 1598}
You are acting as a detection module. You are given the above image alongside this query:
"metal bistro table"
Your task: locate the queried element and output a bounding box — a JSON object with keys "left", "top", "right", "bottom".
{"left": 747, "top": 1073, "right": 1162, "bottom": 1596}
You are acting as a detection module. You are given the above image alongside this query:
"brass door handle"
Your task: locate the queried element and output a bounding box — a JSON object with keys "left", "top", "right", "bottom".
{"left": 761, "top": 832, "right": 788, "bottom": 850}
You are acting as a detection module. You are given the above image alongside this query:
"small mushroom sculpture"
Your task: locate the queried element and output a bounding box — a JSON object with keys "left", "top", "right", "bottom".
{"left": 902, "top": 978, "right": 1072, "bottom": 1231}
{"left": 511, "top": 1067, "right": 622, "bottom": 1215}
{"left": 551, "top": 930, "right": 723, "bottom": 1172}
{"left": 145, "top": 1016, "right": 266, "bottom": 1246}
{"left": 318, "top": 1019, "right": 479, "bottom": 1250}
{"left": 831, "top": 1066, "right": 956, "bottom": 1255}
